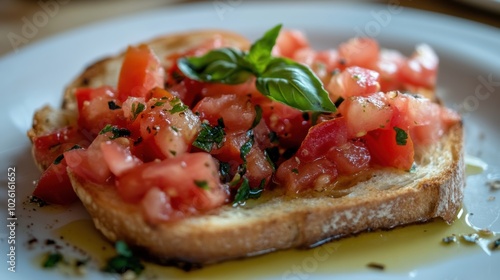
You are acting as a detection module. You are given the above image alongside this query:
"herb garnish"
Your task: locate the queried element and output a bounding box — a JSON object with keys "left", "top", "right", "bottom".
{"left": 53, "top": 144, "right": 82, "bottom": 165}
{"left": 131, "top": 102, "right": 145, "bottom": 120}
{"left": 168, "top": 97, "right": 188, "bottom": 114}
{"left": 251, "top": 105, "right": 263, "bottom": 129}
{"left": 192, "top": 120, "right": 225, "bottom": 152}
{"left": 108, "top": 101, "right": 121, "bottom": 110}
{"left": 239, "top": 131, "right": 254, "bottom": 162}
{"left": 100, "top": 124, "right": 131, "bottom": 139}
{"left": 43, "top": 252, "right": 63, "bottom": 268}
{"left": 194, "top": 180, "right": 210, "bottom": 190}
{"left": 178, "top": 24, "right": 336, "bottom": 113}
{"left": 103, "top": 241, "right": 144, "bottom": 276}
{"left": 394, "top": 126, "right": 408, "bottom": 146}
{"left": 233, "top": 178, "right": 265, "bottom": 205}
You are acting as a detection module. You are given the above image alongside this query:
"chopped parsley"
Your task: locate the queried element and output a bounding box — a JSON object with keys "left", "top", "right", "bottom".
{"left": 193, "top": 121, "right": 225, "bottom": 152}
{"left": 194, "top": 180, "right": 210, "bottom": 190}
{"left": 131, "top": 102, "right": 145, "bottom": 120}
{"left": 43, "top": 252, "right": 63, "bottom": 268}
{"left": 108, "top": 101, "right": 121, "bottom": 110}
{"left": 100, "top": 125, "right": 131, "bottom": 140}
{"left": 103, "top": 241, "right": 144, "bottom": 276}
{"left": 53, "top": 144, "right": 82, "bottom": 165}
{"left": 168, "top": 97, "right": 188, "bottom": 114}
{"left": 393, "top": 126, "right": 408, "bottom": 145}
{"left": 233, "top": 178, "right": 264, "bottom": 205}
{"left": 240, "top": 131, "right": 254, "bottom": 162}
{"left": 251, "top": 105, "right": 263, "bottom": 129}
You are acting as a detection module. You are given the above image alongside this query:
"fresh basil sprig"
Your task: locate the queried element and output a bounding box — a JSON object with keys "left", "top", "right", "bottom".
{"left": 177, "top": 24, "right": 336, "bottom": 113}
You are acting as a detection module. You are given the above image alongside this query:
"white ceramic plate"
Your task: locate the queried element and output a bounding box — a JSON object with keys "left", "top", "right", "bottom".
{"left": 1, "top": 1, "right": 499, "bottom": 279}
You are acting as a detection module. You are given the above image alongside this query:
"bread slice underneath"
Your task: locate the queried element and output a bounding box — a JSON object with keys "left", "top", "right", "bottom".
{"left": 29, "top": 29, "right": 464, "bottom": 264}
{"left": 69, "top": 122, "right": 463, "bottom": 264}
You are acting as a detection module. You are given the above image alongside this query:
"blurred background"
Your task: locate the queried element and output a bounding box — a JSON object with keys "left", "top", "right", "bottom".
{"left": 1, "top": 0, "right": 499, "bottom": 57}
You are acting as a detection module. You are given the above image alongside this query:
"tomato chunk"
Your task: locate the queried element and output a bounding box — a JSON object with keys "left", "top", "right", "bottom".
{"left": 33, "top": 159, "right": 78, "bottom": 205}
{"left": 364, "top": 127, "right": 414, "bottom": 170}
{"left": 117, "top": 45, "right": 165, "bottom": 102}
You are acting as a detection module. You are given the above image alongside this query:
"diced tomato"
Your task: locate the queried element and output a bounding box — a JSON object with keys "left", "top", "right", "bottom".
{"left": 78, "top": 86, "right": 124, "bottom": 135}
{"left": 116, "top": 153, "right": 227, "bottom": 211}
{"left": 276, "top": 157, "right": 338, "bottom": 194}
{"left": 100, "top": 139, "right": 142, "bottom": 177}
{"left": 273, "top": 29, "right": 310, "bottom": 58}
{"left": 399, "top": 44, "right": 438, "bottom": 89}
{"left": 338, "top": 37, "right": 379, "bottom": 69}
{"left": 375, "top": 49, "right": 405, "bottom": 92}
{"left": 338, "top": 92, "right": 393, "bottom": 137}
{"left": 296, "top": 117, "right": 348, "bottom": 162}
{"left": 33, "top": 158, "right": 78, "bottom": 205}
{"left": 33, "top": 127, "right": 90, "bottom": 170}
{"left": 364, "top": 127, "right": 414, "bottom": 170}
{"left": 117, "top": 44, "right": 165, "bottom": 102}
{"left": 326, "top": 66, "right": 380, "bottom": 100}
{"left": 65, "top": 134, "right": 112, "bottom": 184}
{"left": 194, "top": 94, "right": 256, "bottom": 132}
{"left": 259, "top": 99, "right": 311, "bottom": 148}
{"left": 326, "top": 140, "right": 371, "bottom": 175}
{"left": 245, "top": 147, "right": 273, "bottom": 188}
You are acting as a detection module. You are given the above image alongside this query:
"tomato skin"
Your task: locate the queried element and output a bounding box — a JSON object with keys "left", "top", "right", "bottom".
{"left": 33, "top": 159, "right": 78, "bottom": 205}
{"left": 273, "top": 29, "right": 310, "bottom": 58}
{"left": 117, "top": 44, "right": 165, "bottom": 102}
{"left": 364, "top": 127, "right": 414, "bottom": 170}
{"left": 296, "top": 117, "right": 348, "bottom": 162}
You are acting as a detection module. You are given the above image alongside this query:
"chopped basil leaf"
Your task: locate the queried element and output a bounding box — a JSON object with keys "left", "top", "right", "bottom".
{"left": 233, "top": 178, "right": 264, "bottom": 205}
{"left": 251, "top": 105, "right": 263, "bottom": 129}
{"left": 219, "top": 161, "right": 231, "bottom": 183}
{"left": 131, "top": 102, "right": 145, "bottom": 120}
{"left": 168, "top": 97, "right": 188, "bottom": 114}
{"left": 177, "top": 24, "right": 336, "bottom": 113}
{"left": 154, "top": 101, "right": 165, "bottom": 107}
{"left": 492, "top": 238, "right": 500, "bottom": 250}
{"left": 43, "top": 252, "right": 63, "bottom": 268}
{"left": 291, "top": 168, "right": 299, "bottom": 174}
{"left": 194, "top": 180, "right": 210, "bottom": 190}
{"left": 264, "top": 147, "right": 279, "bottom": 171}
{"left": 108, "top": 101, "right": 121, "bottom": 110}
{"left": 53, "top": 144, "right": 83, "bottom": 165}
{"left": 240, "top": 131, "right": 254, "bottom": 162}
{"left": 53, "top": 154, "right": 65, "bottom": 165}
{"left": 103, "top": 241, "right": 144, "bottom": 275}
{"left": 394, "top": 126, "right": 408, "bottom": 146}
{"left": 100, "top": 125, "right": 131, "bottom": 140}
{"left": 193, "top": 122, "right": 225, "bottom": 152}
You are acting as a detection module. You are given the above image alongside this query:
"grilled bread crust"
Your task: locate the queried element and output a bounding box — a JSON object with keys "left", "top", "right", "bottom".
{"left": 28, "top": 30, "right": 465, "bottom": 264}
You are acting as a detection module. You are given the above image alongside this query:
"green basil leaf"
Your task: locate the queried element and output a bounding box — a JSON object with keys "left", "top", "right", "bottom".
{"left": 246, "top": 24, "right": 282, "bottom": 73}
{"left": 178, "top": 48, "right": 253, "bottom": 84}
{"left": 193, "top": 122, "right": 225, "bottom": 152}
{"left": 394, "top": 126, "right": 408, "bottom": 145}
{"left": 256, "top": 57, "right": 336, "bottom": 112}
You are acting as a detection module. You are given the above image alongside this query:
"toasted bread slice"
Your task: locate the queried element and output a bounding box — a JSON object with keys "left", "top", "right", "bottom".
{"left": 68, "top": 122, "right": 463, "bottom": 264}
{"left": 28, "top": 29, "right": 464, "bottom": 264}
